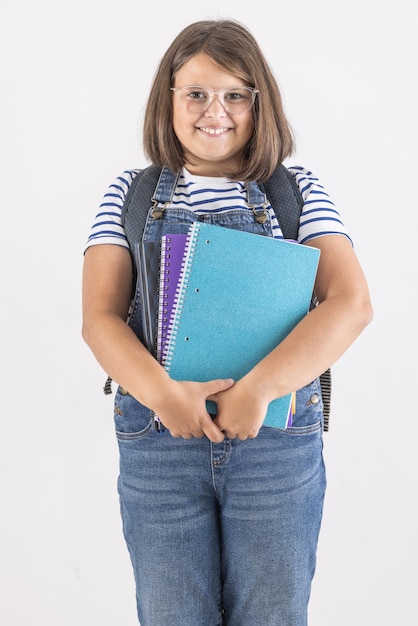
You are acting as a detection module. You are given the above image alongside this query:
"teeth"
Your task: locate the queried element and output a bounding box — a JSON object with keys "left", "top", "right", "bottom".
{"left": 200, "top": 127, "right": 229, "bottom": 135}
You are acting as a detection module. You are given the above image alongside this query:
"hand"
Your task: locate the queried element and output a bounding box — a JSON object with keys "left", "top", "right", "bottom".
{"left": 154, "top": 378, "right": 234, "bottom": 442}
{"left": 212, "top": 379, "right": 270, "bottom": 440}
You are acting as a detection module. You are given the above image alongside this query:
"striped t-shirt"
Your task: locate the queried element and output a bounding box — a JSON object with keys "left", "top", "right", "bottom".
{"left": 85, "top": 165, "right": 351, "bottom": 250}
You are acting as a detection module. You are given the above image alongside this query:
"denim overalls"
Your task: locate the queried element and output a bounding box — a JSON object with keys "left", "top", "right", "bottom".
{"left": 114, "top": 167, "right": 326, "bottom": 626}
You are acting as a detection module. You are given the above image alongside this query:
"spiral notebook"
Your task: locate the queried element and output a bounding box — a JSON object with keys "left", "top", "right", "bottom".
{"left": 157, "top": 233, "right": 188, "bottom": 364}
{"left": 160, "top": 222, "right": 320, "bottom": 429}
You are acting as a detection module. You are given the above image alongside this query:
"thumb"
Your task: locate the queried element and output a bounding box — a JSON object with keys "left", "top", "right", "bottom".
{"left": 204, "top": 378, "right": 235, "bottom": 400}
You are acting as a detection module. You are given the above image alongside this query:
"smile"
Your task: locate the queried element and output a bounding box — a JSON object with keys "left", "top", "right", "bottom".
{"left": 198, "top": 127, "right": 231, "bottom": 135}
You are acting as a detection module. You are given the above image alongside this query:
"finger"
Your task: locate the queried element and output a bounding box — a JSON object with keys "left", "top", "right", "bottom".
{"left": 205, "top": 378, "right": 234, "bottom": 400}
{"left": 202, "top": 419, "right": 225, "bottom": 443}
{"left": 169, "top": 430, "right": 193, "bottom": 439}
{"left": 237, "top": 429, "right": 260, "bottom": 440}
{"left": 170, "top": 427, "right": 205, "bottom": 439}
{"left": 213, "top": 417, "right": 260, "bottom": 441}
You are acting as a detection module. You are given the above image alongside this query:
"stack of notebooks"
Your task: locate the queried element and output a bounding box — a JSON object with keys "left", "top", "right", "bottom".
{"left": 147, "top": 222, "right": 320, "bottom": 429}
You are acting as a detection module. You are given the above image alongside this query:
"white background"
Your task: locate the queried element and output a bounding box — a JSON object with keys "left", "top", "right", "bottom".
{"left": 1, "top": 0, "right": 417, "bottom": 624}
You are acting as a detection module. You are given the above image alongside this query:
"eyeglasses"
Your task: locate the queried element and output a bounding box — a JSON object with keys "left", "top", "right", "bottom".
{"left": 171, "top": 85, "right": 259, "bottom": 114}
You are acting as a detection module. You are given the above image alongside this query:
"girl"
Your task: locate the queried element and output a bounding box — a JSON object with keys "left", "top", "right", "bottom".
{"left": 82, "top": 19, "right": 372, "bottom": 626}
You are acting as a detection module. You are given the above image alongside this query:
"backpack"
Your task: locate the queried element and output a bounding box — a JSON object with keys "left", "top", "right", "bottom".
{"left": 106, "top": 164, "right": 331, "bottom": 431}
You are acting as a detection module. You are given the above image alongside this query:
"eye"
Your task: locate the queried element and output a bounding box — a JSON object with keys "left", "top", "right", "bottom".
{"left": 185, "top": 88, "right": 208, "bottom": 101}
{"left": 224, "top": 89, "right": 250, "bottom": 103}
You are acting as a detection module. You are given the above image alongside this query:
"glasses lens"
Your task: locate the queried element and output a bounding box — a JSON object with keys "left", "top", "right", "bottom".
{"left": 179, "top": 87, "right": 211, "bottom": 112}
{"left": 179, "top": 87, "right": 255, "bottom": 113}
{"left": 223, "top": 88, "right": 255, "bottom": 113}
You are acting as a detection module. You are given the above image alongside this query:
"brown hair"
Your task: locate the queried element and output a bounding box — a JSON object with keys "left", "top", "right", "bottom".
{"left": 143, "top": 19, "right": 295, "bottom": 182}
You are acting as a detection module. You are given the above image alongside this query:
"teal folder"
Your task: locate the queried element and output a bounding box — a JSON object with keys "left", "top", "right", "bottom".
{"left": 163, "top": 222, "right": 320, "bottom": 429}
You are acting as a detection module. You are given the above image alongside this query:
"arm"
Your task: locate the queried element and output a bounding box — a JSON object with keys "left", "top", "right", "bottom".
{"left": 213, "top": 234, "right": 373, "bottom": 439}
{"left": 82, "top": 244, "right": 232, "bottom": 441}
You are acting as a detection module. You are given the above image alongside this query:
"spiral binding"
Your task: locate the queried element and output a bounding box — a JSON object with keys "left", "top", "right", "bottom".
{"left": 157, "top": 236, "right": 172, "bottom": 364}
{"left": 164, "top": 224, "right": 200, "bottom": 373}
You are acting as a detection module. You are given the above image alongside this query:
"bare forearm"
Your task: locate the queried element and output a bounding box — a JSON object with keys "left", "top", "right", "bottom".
{"left": 82, "top": 311, "right": 234, "bottom": 442}
{"left": 243, "top": 293, "right": 373, "bottom": 402}
{"left": 82, "top": 312, "right": 169, "bottom": 408}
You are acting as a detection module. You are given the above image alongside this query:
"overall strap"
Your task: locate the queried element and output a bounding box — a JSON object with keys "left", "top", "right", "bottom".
{"left": 122, "top": 165, "right": 183, "bottom": 247}
{"left": 152, "top": 165, "right": 180, "bottom": 205}
{"left": 246, "top": 180, "right": 270, "bottom": 222}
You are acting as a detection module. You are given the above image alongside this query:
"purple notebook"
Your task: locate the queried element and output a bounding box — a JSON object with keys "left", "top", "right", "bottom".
{"left": 157, "top": 233, "right": 188, "bottom": 364}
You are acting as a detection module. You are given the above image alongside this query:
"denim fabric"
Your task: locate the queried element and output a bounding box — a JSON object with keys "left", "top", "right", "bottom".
{"left": 116, "top": 205, "right": 326, "bottom": 625}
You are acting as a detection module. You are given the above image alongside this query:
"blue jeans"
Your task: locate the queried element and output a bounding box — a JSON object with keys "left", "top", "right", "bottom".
{"left": 115, "top": 379, "right": 326, "bottom": 626}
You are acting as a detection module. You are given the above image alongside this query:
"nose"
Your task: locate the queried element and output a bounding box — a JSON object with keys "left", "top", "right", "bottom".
{"left": 204, "top": 93, "right": 227, "bottom": 116}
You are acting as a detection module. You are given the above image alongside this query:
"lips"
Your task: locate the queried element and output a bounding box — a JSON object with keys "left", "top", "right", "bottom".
{"left": 198, "top": 127, "right": 231, "bottom": 135}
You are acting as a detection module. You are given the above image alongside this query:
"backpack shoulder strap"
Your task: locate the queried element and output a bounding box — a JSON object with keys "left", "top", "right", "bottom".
{"left": 260, "top": 164, "right": 304, "bottom": 240}
{"left": 261, "top": 165, "right": 331, "bottom": 431}
{"left": 121, "top": 165, "right": 163, "bottom": 247}
{"left": 103, "top": 165, "right": 163, "bottom": 397}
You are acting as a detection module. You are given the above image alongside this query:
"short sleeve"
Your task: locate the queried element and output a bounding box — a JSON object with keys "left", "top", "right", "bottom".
{"left": 84, "top": 169, "right": 139, "bottom": 252}
{"left": 288, "top": 166, "right": 353, "bottom": 245}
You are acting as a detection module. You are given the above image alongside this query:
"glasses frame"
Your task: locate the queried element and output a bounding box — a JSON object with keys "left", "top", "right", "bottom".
{"left": 170, "top": 85, "right": 259, "bottom": 114}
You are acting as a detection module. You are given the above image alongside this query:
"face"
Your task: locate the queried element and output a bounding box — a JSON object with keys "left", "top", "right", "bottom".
{"left": 172, "top": 52, "right": 255, "bottom": 177}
